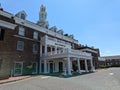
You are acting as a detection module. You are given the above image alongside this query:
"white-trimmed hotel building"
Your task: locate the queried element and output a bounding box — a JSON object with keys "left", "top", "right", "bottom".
{"left": 0, "top": 5, "right": 99, "bottom": 79}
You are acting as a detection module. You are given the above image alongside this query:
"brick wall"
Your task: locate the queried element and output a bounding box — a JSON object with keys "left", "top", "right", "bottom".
{"left": 0, "top": 15, "right": 45, "bottom": 79}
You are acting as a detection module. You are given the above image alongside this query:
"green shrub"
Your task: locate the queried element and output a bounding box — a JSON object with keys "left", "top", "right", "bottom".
{"left": 99, "top": 65, "right": 109, "bottom": 68}
{"left": 23, "top": 65, "right": 33, "bottom": 75}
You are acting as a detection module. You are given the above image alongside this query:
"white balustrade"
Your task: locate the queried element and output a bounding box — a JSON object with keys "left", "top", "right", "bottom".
{"left": 47, "top": 36, "right": 56, "bottom": 41}
{"left": 65, "top": 42, "right": 71, "bottom": 46}
{"left": 41, "top": 36, "right": 91, "bottom": 57}
{"left": 41, "top": 36, "right": 45, "bottom": 41}
{"left": 57, "top": 39, "right": 65, "bottom": 44}
{"left": 70, "top": 49, "right": 91, "bottom": 57}
{"left": 42, "top": 48, "right": 91, "bottom": 58}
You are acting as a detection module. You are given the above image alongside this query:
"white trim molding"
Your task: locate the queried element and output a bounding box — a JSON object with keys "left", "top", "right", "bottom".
{"left": 14, "top": 17, "right": 78, "bottom": 44}
{"left": 0, "top": 20, "right": 17, "bottom": 30}
{"left": 0, "top": 10, "right": 13, "bottom": 18}
{"left": 0, "top": 10, "right": 78, "bottom": 44}
{"left": 80, "top": 48, "right": 98, "bottom": 54}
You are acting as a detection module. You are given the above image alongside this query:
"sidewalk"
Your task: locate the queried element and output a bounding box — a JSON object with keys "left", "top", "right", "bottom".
{"left": 0, "top": 76, "right": 31, "bottom": 84}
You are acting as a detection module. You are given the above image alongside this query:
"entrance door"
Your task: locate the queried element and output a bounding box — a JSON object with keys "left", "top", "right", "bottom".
{"left": 59, "top": 62, "right": 63, "bottom": 72}
{"left": 32, "top": 62, "right": 38, "bottom": 74}
{"left": 50, "top": 63, "right": 53, "bottom": 73}
{"left": 41, "top": 63, "right": 44, "bottom": 73}
{"left": 14, "top": 62, "right": 23, "bottom": 76}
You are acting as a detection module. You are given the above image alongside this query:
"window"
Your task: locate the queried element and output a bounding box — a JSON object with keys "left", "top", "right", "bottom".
{"left": 21, "top": 13, "right": 25, "bottom": 20}
{"left": 17, "top": 41, "right": 24, "bottom": 51}
{"left": 72, "top": 44, "right": 75, "bottom": 49}
{"left": 33, "top": 44, "right": 38, "bottom": 53}
{"left": 0, "top": 28, "right": 5, "bottom": 41}
{"left": 18, "top": 27, "right": 25, "bottom": 36}
{"left": 32, "top": 62, "right": 38, "bottom": 74}
{"left": 0, "top": 59, "right": 2, "bottom": 69}
{"left": 33, "top": 31, "right": 38, "bottom": 39}
{"left": 14, "top": 62, "right": 23, "bottom": 76}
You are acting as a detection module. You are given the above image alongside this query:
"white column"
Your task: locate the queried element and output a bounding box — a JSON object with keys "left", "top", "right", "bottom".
{"left": 39, "top": 45, "right": 42, "bottom": 73}
{"left": 44, "top": 60, "right": 47, "bottom": 73}
{"left": 63, "top": 61, "right": 65, "bottom": 72}
{"left": 70, "top": 60, "right": 73, "bottom": 72}
{"left": 55, "top": 62, "right": 59, "bottom": 72}
{"left": 62, "top": 48, "right": 64, "bottom": 53}
{"left": 59, "top": 48, "right": 61, "bottom": 54}
{"left": 55, "top": 46, "right": 57, "bottom": 54}
{"left": 63, "top": 61, "right": 67, "bottom": 76}
{"left": 45, "top": 44, "right": 47, "bottom": 56}
{"left": 85, "top": 59, "right": 89, "bottom": 72}
{"left": 77, "top": 58, "right": 81, "bottom": 74}
{"left": 40, "top": 45, "right": 43, "bottom": 57}
{"left": 90, "top": 59, "right": 95, "bottom": 72}
{"left": 67, "top": 56, "right": 72, "bottom": 75}
{"left": 50, "top": 47, "right": 52, "bottom": 55}
{"left": 48, "top": 62, "right": 50, "bottom": 73}
{"left": 44, "top": 44, "right": 47, "bottom": 74}
{"left": 53, "top": 63, "right": 55, "bottom": 72}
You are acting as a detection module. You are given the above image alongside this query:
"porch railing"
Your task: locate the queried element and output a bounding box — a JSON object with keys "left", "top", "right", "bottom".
{"left": 42, "top": 48, "right": 91, "bottom": 57}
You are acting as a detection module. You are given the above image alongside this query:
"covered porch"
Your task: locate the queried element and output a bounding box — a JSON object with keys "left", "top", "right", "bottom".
{"left": 40, "top": 51, "right": 95, "bottom": 76}
{"left": 39, "top": 35, "right": 95, "bottom": 76}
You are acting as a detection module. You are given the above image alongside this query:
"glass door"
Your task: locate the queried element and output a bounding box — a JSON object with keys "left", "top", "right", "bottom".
{"left": 14, "top": 62, "right": 23, "bottom": 76}
{"left": 32, "top": 62, "right": 38, "bottom": 74}
{"left": 50, "top": 63, "right": 53, "bottom": 73}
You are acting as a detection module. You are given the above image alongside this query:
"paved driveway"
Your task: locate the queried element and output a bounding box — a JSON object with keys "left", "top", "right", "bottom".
{"left": 0, "top": 68, "right": 120, "bottom": 90}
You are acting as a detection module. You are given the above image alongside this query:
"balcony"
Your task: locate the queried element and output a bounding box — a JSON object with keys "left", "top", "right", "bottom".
{"left": 42, "top": 48, "right": 92, "bottom": 59}
{"left": 47, "top": 36, "right": 56, "bottom": 42}
{"left": 70, "top": 49, "right": 91, "bottom": 57}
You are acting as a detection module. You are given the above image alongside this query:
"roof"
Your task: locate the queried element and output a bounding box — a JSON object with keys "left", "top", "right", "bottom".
{"left": 102, "top": 55, "right": 120, "bottom": 59}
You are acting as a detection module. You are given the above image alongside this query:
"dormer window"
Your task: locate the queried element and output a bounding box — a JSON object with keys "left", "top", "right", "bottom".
{"left": 15, "top": 10, "right": 27, "bottom": 20}
{"left": 21, "top": 13, "right": 25, "bottom": 20}
{"left": 57, "top": 30, "right": 63, "bottom": 35}
{"left": 69, "top": 34, "right": 74, "bottom": 39}
{"left": 50, "top": 26, "right": 57, "bottom": 32}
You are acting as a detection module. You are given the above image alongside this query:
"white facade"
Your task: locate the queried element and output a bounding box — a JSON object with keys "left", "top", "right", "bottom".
{"left": 39, "top": 35, "right": 94, "bottom": 75}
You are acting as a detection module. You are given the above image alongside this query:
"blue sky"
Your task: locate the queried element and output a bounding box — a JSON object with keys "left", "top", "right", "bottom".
{"left": 1, "top": 0, "right": 120, "bottom": 56}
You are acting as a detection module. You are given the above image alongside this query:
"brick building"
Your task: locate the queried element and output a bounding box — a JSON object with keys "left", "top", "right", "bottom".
{"left": 0, "top": 5, "right": 100, "bottom": 79}
{"left": 77, "top": 46, "right": 100, "bottom": 69}
{"left": 102, "top": 55, "right": 120, "bottom": 67}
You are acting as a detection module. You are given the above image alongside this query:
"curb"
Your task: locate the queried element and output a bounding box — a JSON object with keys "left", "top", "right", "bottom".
{"left": 0, "top": 76, "right": 31, "bottom": 85}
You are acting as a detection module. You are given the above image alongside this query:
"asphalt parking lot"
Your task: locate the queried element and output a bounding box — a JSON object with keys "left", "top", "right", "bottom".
{"left": 0, "top": 67, "right": 120, "bottom": 90}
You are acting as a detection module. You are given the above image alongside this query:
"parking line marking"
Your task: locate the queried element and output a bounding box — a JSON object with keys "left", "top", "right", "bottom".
{"left": 41, "top": 76, "right": 50, "bottom": 79}
{"left": 109, "top": 73, "right": 114, "bottom": 75}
